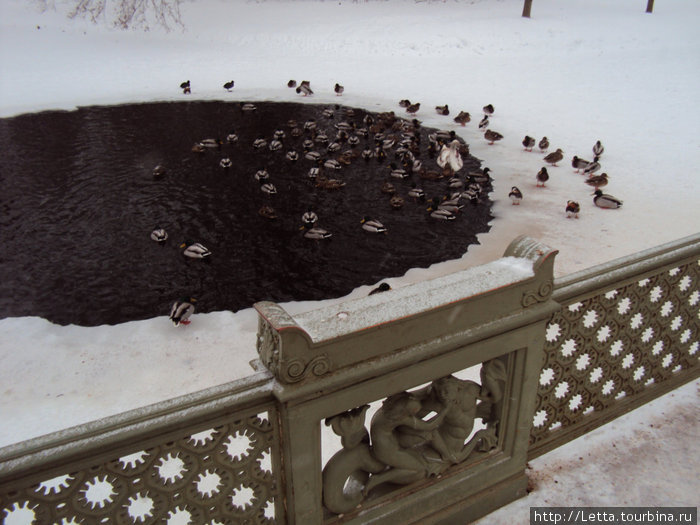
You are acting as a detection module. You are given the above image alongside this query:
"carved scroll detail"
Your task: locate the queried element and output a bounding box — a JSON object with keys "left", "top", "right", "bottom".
{"left": 522, "top": 279, "right": 554, "bottom": 307}
{"left": 284, "top": 354, "right": 331, "bottom": 383}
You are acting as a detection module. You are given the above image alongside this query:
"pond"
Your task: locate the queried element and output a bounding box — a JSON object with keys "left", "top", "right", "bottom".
{"left": 0, "top": 101, "right": 492, "bottom": 326}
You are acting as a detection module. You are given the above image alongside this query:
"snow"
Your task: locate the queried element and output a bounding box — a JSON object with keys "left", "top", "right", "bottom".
{"left": 0, "top": 1, "right": 698, "bottom": 511}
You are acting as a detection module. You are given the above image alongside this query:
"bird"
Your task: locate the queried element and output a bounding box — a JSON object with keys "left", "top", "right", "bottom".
{"left": 191, "top": 143, "right": 206, "bottom": 154}
{"left": 389, "top": 162, "right": 409, "bottom": 179}
{"left": 429, "top": 208, "right": 456, "bottom": 220}
{"left": 583, "top": 157, "right": 601, "bottom": 176}
{"left": 593, "top": 140, "right": 604, "bottom": 157}
{"left": 180, "top": 240, "right": 211, "bottom": 259}
{"left": 381, "top": 181, "right": 396, "bottom": 194}
{"left": 226, "top": 131, "right": 239, "bottom": 144}
{"left": 302, "top": 208, "right": 319, "bottom": 227}
{"left": 389, "top": 195, "right": 405, "bottom": 209}
{"left": 241, "top": 102, "right": 257, "bottom": 111}
{"left": 223, "top": 80, "right": 234, "bottom": 91}
{"left": 571, "top": 155, "right": 591, "bottom": 173}
{"left": 219, "top": 157, "right": 232, "bottom": 169}
{"left": 522, "top": 136, "right": 536, "bottom": 151}
{"left": 287, "top": 79, "right": 297, "bottom": 88}
{"left": 150, "top": 226, "right": 168, "bottom": 243}
{"left": 593, "top": 189, "right": 623, "bottom": 209}
{"left": 399, "top": 99, "right": 411, "bottom": 108}
{"left": 303, "top": 227, "right": 332, "bottom": 240}
{"left": 509, "top": 186, "right": 523, "bottom": 205}
{"left": 538, "top": 136, "right": 549, "bottom": 152}
{"left": 253, "top": 138, "right": 268, "bottom": 150}
{"left": 536, "top": 167, "right": 550, "bottom": 187}
{"left": 254, "top": 169, "right": 269, "bottom": 181}
{"left": 484, "top": 129, "right": 503, "bottom": 145}
{"left": 180, "top": 80, "right": 190, "bottom": 94}
{"left": 361, "top": 217, "right": 387, "bottom": 233}
{"left": 296, "top": 81, "right": 313, "bottom": 96}
{"left": 269, "top": 139, "right": 283, "bottom": 151}
{"left": 565, "top": 200, "right": 580, "bottom": 218}
{"left": 258, "top": 205, "right": 278, "bottom": 220}
{"left": 334, "top": 83, "right": 344, "bottom": 96}
{"left": 152, "top": 165, "right": 167, "bottom": 179}
{"left": 369, "top": 282, "right": 392, "bottom": 295}
{"left": 543, "top": 148, "right": 564, "bottom": 166}
{"left": 478, "top": 115, "right": 489, "bottom": 130}
{"left": 286, "top": 150, "right": 299, "bottom": 162}
{"left": 453, "top": 111, "right": 471, "bottom": 126}
{"left": 435, "top": 104, "right": 449, "bottom": 116}
{"left": 584, "top": 172, "right": 609, "bottom": 190}
{"left": 406, "top": 102, "right": 421, "bottom": 115}
{"left": 170, "top": 296, "right": 196, "bottom": 326}
{"left": 483, "top": 104, "right": 495, "bottom": 116}
{"left": 437, "top": 139, "right": 464, "bottom": 174}
{"left": 199, "top": 138, "right": 222, "bottom": 149}
{"left": 260, "top": 182, "right": 277, "bottom": 195}
{"left": 430, "top": 196, "right": 463, "bottom": 214}
{"left": 408, "top": 183, "right": 426, "bottom": 201}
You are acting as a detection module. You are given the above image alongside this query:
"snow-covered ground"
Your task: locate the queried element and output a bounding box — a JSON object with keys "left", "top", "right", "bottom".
{"left": 1, "top": 2, "right": 698, "bottom": 510}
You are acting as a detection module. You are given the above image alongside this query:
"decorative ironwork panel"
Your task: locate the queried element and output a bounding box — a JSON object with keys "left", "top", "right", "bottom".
{"left": 530, "top": 260, "right": 700, "bottom": 453}
{"left": 1, "top": 410, "right": 282, "bottom": 524}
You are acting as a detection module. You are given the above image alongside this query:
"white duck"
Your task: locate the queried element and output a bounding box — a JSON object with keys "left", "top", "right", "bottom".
{"left": 437, "top": 139, "right": 464, "bottom": 174}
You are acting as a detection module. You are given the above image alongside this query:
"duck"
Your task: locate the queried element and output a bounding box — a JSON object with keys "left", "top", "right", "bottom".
{"left": 286, "top": 150, "right": 300, "bottom": 162}
{"left": 348, "top": 135, "right": 360, "bottom": 147}
{"left": 302, "top": 208, "right": 319, "bottom": 227}
{"left": 483, "top": 103, "right": 495, "bottom": 116}
{"left": 362, "top": 148, "right": 374, "bottom": 161}
{"left": 150, "top": 226, "right": 168, "bottom": 243}
{"left": 406, "top": 102, "right": 421, "bottom": 115}
{"left": 509, "top": 186, "right": 523, "bottom": 205}
{"left": 522, "top": 136, "right": 536, "bottom": 151}
{"left": 536, "top": 167, "right": 549, "bottom": 187}
{"left": 307, "top": 167, "right": 320, "bottom": 180}
{"left": 322, "top": 108, "right": 335, "bottom": 118}
{"left": 152, "top": 165, "right": 167, "bottom": 179}
{"left": 200, "top": 138, "right": 222, "bottom": 149}
{"left": 254, "top": 169, "right": 269, "bottom": 182}
{"left": 466, "top": 167, "right": 492, "bottom": 184}
{"left": 571, "top": 155, "right": 591, "bottom": 173}
{"left": 180, "top": 80, "right": 190, "bottom": 90}
{"left": 435, "top": 104, "right": 449, "bottom": 116}
{"left": 241, "top": 103, "right": 257, "bottom": 111}
{"left": 219, "top": 157, "right": 232, "bottom": 169}
{"left": 324, "top": 159, "right": 342, "bottom": 170}
{"left": 448, "top": 177, "right": 464, "bottom": 190}
{"left": 180, "top": 240, "right": 211, "bottom": 259}
{"left": 453, "top": 111, "right": 471, "bottom": 126}
{"left": 369, "top": 282, "right": 392, "bottom": 295}
{"left": 334, "top": 82, "right": 344, "bottom": 96}
{"left": 543, "top": 148, "right": 564, "bottom": 166}
{"left": 593, "top": 190, "right": 622, "bottom": 209}
{"left": 593, "top": 140, "right": 604, "bottom": 157}
{"left": 296, "top": 81, "right": 314, "bottom": 96}
{"left": 327, "top": 141, "right": 341, "bottom": 153}
{"left": 316, "top": 177, "right": 346, "bottom": 190}
{"left": 390, "top": 195, "right": 405, "bottom": 209}
{"left": 429, "top": 208, "right": 456, "bottom": 220}
{"left": 361, "top": 217, "right": 388, "bottom": 233}
{"left": 226, "top": 131, "right": 239, "bottom": 144}
{"left": 274, "top": 129, "right": 286, "bottom": 140}
{"left": 170, "top": 296, "right": 196, "bottom": 326}
{"left": 305, "top": 151, "right": 321, "bottom": 162}
{"left": 191, "top": 143, "right": 206, "bottom": 154}
{"left": 437, "top": 139, "right": 464, "bottom": 173}
{"left": 269, "top": 139, "right": 283, "bottom": 152}
{"left": 260, "top": 182, "right": 277, "bottom": 195}
{"left": 430, "top": 196, "right": 463, "bottom": 214}
{"left": 223, "top": 80, "right": 234, "bottom": 91}
{"left": 389, "top": 162, "right": 409, "bottom": 179}
{"left": 478, "top": 115, "right": 489, "bottom": 130}
{"left": 565, "top": 200, "right": 580, "bottom": 218}
{"left": 399, "top": 99, "right": 411, "bottom": 108}
{"left": 484, "top": 129, "right": 503, "bottom": 145}
{"left": 258, "top": 205, "right": 278, "bottom": 220}
{"left": 303, "top": 226, "right": 332, "bottom": 240}
{"left": 253, "top": 138, "right": 268, "bottom": 150}
{"left": 584, "top": 172, "right": 609, "bottom": 190}
{"left": 287, "top": 79, "right": 297, "bottom": 88}
{"left": 538, "top": 136, "right": 550, "bottom": 152}
{"left": 381, "top": 181, "right": 396, "bottom": 194}
{"left": 408, "top": 183, "right": 426, "bottom": 201}
{"left": 303, "top": 119, "right": 317, "bottom": 132}
{"left": 583, "top": 157, "right": 601, "bottom": 176}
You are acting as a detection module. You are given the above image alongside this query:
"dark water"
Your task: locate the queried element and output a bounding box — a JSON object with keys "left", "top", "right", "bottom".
{"left": 0, "top": 101, "right": 492, "bottom": 326}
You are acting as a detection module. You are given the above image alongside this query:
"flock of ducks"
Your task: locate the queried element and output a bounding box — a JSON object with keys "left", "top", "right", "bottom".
{"left": 165, "top": 78, "right": 622, "bottom": 325}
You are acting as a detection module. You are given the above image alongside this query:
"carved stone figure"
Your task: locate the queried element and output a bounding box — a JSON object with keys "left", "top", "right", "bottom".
{"left": 322, "top": 358, "right": 508, "bottom": 514}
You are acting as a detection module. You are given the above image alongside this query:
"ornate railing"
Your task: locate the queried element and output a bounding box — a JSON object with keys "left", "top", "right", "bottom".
{"left": 1, "top": 234, "right": 698, "bottom": 524}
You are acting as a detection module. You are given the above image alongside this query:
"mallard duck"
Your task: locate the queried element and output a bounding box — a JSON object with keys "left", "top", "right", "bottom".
{"left": 255, "top": 169, "right": 269, "bottom": 181}
{"left": 191, "top": 143, "right": 206, "bottom": 154}
{"left": 429, "top": 196, "right": 462, "bottom": 214}
{"left": 170, "top": 296, "right": 196, "bottom": 326}
{"left": 389, "top": 195, "right": 405, "bottom": 209}
{"left": 522, "top": 136, "right": 536, "bottom": 151}
{"left": 448, "top": 177, "right": 464, "bottom": 190}
{"left": 389, "top": 163, "right": 408, "bottom": 179}
{"left": 327, "top": 142, "right": 341, "bottom": 153}
{"left": 536, "top": 167, "right": 549, "bottom": 187}
{"left": 200, "top": 138, "right": 222, "bottom": 149}
{"left": 408, "top": 183, "right": 426, "bottom": 201}
{"left": 362, "top": 148, "right": 374, "bottom": 161}
{"left": 453, "top": 111, "right": 471, "bottom": 126}
{"left": 303, "top": 119, "right": 317, "bottom": 132}
{"left": 338, "top": 151, "right": 354, "bottom": 165}
{"left": 273, "top": 129, "right": 286, "bottom": 140}
{"left": 307, "top": 167, "right": 320, "bottom": 180}
{"left": 315, "top": 133, "right": 330, "bottom": 145}
{"left": 296, "top": 82, "right": 314, "bottom": 96}
{"left": 381, "top": 181, "right": 396, "bottom": 194}
{"left": 478, "top": 115, "right": 489, "bottom": 130}
{"left": 260, "top": 182, "right": 277, "bottom": 195}
{"left": 435, "top": 104, "right": 449, "bottom": 116}
{"left": 484, "top": 129, "right": 503, "bottom": 145}
{"left": 324, "top": 159, "right": 342, "bottom": 170}
{"left": 287, "top": 79, "right": 297, "bottom": 88}
{"left": 150, "top": 226, "right": 168, "bottom": 243}
{"left": 539, "top": 136, "right": 549, "bottom": 152}
{"left": 593, "top": 140, "right": 604, "bottom": 157}
{"left": 269, "top": 139, "right": 283, "bottom": 151}
{"left": 180, "top": 80, "right": 190, "bottom": 90}
{"left": 286, "top": 150, "right": 299, "bottom": 162}
{"left": 429, "top": 208, "right": 456, "bottom": 220}
{"left": 406, "top": 102, "right": 420, "bottom": 115}
{"left": 483, "top": 103, "right": 495, "bottom": 116}
{"left": 304, "top": 227, "right": 332, "bottom": 240}
{"left": 399, "top": 99, "right": 411, "bottom": 108}
{"left": 219, "top": 157, "right": 232, "bottom": 169}
{"left": 316, "top": 176, "right": 346, "bottom": 190}
{"left": 152, "top": 165, "right": 167, "bottom": 179}
{"left": 571, "top": 155, "right": 590, "bottom": 173}
{"left": 302, "top": 208, "right": 318, "bottom": 227}
{"left": 543, "top": 148, "right": 564, "bottom": 166}
{"left": 226, "top": 132, "right": 238, "bottom": 144}
{"left": 466, "top": 166, "right": 491, "bottom": 184}
{"left": 305, "top": 151, "right": 321, "bottom": 162}
{"left": 258, "top": 205, "right": 277, "bottom": 219}
{"left": 369, "top": 282, "right": 391, "bottom": 295}
{"left": 565, "top": 200, "right": 580, "bottom": 218}
{"left": 334, "top": 82, "right": 344, "bottom": 96}
{"left": 241, "top": 103, "right": 257, "bottom": 111}
{"left": 437, "top": 139, "right": 464, "bottom": 173}
{"left": 583, "top": 157, "right": 601, "bottom": 176}
{"left": 253, "top": 138, "right": 268, "bottom": 150}
{"left": 180, "top": 240, "right": 211, "bottom": 259}
{"left": 585, "top": 172, "right": 609, "bottom": 190}
{"left": 361, "top": 217, "right": 387, "bottom": 233}
{"left": 348, "top": 135, "right": 360, "bottom": 147}
{"left": 223, "top": 80, "right": 234, "bottom": 91}
{"left": 509, "top": 186, "right": 523, "bottom": 205}
{"left": 321, "top": 108, "right": 335, "bottom": 119}
{"left": 593, "top": 190, "right": 622, "bottom": 209}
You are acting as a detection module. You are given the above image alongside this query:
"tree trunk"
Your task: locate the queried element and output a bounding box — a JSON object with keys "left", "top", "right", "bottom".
{"left": 646, "top": 0, "right": 654, "bottom": 13}
{"left": 522, "top": 0, "right": 533, "bottom": 18}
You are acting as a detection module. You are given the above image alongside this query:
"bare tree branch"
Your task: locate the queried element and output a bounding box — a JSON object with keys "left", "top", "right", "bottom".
{"left": 39, "top": 0, "right": 184, "bottom": 31}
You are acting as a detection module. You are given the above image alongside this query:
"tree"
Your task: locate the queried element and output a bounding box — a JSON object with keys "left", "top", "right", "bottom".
{"left": 522, "top": 0, "right": 533, "bottom": 18}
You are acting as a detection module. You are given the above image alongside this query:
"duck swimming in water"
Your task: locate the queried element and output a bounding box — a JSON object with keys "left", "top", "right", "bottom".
{"left": 180, "top": 240, "right": 211, "bottom": 259}
{"left": 361, "top": 217, "right": 388, "bottom": 233}
{"left": 219, "top": 157, "right": 232, "bottom": 169}
{"left": 303, "top": 226, "right": 332, "bottom": 240}
{"left": 170, "top": 296, "right": 196, "bottom": 326}
{"left": 150, "top": 226, "right": 168, "bottom": 243}
{"left": 302, "top": 208, "right": 319, "bottom": 227}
